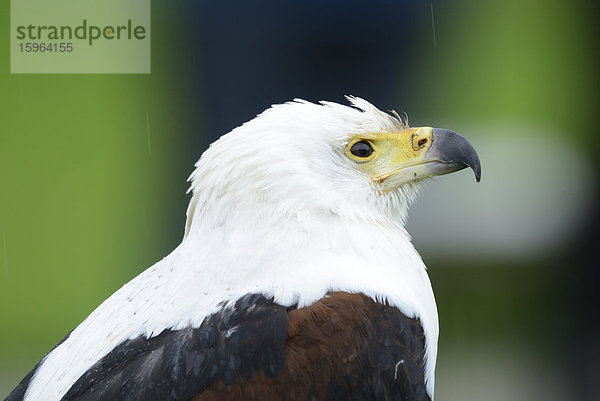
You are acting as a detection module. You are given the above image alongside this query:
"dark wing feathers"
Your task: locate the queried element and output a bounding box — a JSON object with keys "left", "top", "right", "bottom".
{"left": 61, "top": 294, "right": 288, "bottom": 401}
{"left": 5, "top": 292, "right": 430, "bottom": 401}
{"left": 194, "top": 292, "right": 431, "bottom": 401}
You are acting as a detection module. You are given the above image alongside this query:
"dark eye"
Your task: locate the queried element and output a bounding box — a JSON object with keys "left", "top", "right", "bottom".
{"left": 350, "top": 141, "right": 373, "bottom": 158}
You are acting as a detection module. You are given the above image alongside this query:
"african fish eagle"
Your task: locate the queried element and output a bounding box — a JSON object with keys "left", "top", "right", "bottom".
{"left": 6, "top": 97, "right": 481, "bottom": 401}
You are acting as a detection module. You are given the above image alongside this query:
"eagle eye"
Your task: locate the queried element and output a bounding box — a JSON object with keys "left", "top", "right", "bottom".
{"left": 350, "top": 141, "right": 373, "bottom": 158}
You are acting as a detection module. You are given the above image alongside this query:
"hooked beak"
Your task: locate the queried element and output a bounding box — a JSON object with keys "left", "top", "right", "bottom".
{"left": 368, "top": 126, "right": 481, "bottom": 191}
{"left": 425, "top": 128, "right": 481, "bottom": 182}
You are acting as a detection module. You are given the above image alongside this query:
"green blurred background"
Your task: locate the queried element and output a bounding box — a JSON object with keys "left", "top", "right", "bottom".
{"left": 1, "top": 1, "right": 598, "bottom": 400}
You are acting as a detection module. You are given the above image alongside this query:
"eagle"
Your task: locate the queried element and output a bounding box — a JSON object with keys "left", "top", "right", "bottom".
{"left": 6, "top": 97, "right": 480, "bottom": 401}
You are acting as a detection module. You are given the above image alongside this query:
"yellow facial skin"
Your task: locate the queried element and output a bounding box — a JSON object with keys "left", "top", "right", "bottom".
{"left": 345, "top": 127, "right": 436, "bottom": 192}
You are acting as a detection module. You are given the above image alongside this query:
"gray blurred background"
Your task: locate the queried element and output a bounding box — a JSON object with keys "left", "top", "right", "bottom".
{"left": 1, "top": 1, "right": 598, "bottom": 399}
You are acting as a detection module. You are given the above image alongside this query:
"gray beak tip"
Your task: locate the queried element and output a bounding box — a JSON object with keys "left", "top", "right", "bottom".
{"left": 472, "top": 159, "right": 482, "bottom": 183}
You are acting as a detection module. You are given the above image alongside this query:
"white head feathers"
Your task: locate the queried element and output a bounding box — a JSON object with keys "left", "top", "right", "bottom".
{"left": 185, "top": 97, "right": 419, "bottom": 238}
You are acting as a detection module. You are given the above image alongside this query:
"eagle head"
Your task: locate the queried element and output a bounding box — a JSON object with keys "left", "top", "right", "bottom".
{"left": 186, "top": 96, "right": 480, "bottom": 233}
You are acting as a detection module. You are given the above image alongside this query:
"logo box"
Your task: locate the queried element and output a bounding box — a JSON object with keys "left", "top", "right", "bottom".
{"left": 11, "top": 0, "right": 151, "bottom": 74}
